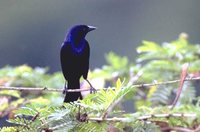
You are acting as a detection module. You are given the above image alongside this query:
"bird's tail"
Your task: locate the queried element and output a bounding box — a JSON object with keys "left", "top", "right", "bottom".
{"left": 64, "top": 79, "right": 82, "bottom": 103}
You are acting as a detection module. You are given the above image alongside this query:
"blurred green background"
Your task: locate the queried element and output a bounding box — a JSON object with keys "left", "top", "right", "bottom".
{"left": 0, "top": 0, "right": 200, "bottom": 72}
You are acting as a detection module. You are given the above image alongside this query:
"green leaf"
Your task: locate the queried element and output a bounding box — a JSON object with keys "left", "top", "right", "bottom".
{"left": 0, "top": 90, "right": 20, "bottom": 98}
{"left": 137, "top": 41, "right": 162, "bottom": 53}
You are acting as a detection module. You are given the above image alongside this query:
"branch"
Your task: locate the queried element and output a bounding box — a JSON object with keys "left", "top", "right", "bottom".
{"left": 161, "top": 126, "right": 194, "bottom": 132}
{"left": 89, "top": 117, "right": 126, "bottom": 122}
{"left": 137, "top": 113, "right": 196, "bottom": 120}
{"left": 194, "top": 125, "right": 200, "bottom": 132}
{"left": 88, "top": 113, "right": 197, "bottom": 122}
{"left": 101, "top": 96, "right": 123, "bottom": 120}
{"left": 0, "top": 77, "right": 200, "bottom": 92}
{"left": 0, "top": 86, "right": 90, "bottom": 92}
{"left": 171, "top": 63, "right": 189, "bottom": 109}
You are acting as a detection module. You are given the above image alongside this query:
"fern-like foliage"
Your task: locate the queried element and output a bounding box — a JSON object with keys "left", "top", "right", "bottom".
{"left": 1, "top": 34, "right": 200, "bottom": 131}
{"left": 149, "top": 85, "right": 174, "bottom": 106}
{"left": 4, "top": 80, "right": 136, "bottom": 131}
{"left": 133, "top": 34, "right": 200, "bottom": 109}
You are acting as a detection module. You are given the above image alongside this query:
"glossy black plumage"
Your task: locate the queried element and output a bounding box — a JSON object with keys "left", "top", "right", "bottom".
{"left": 60, "top": 25, "right": 96, "bottom": 103}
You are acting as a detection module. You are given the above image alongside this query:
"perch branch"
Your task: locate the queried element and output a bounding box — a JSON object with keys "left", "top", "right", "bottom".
{"left": 0, "top": 76, "right": 200, "bottom": 92}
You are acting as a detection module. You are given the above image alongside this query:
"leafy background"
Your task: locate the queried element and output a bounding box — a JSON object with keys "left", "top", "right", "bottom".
{"left": 1, "top": 1, "right": 200, "bottom": 131}
{"left": 1, "top": 34, "right": 200, "bottom": 131}
{"left": 1, "top": 1, "right": 200, "bottom": 72}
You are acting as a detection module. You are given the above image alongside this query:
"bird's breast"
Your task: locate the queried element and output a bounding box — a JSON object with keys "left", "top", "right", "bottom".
{"left": 70, "top": 41, "right": 86, "bottom": 55}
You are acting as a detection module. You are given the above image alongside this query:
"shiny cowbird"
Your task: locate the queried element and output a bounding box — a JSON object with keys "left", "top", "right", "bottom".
{"left": 60, "top": 25, "right": 96, "bottom": 103}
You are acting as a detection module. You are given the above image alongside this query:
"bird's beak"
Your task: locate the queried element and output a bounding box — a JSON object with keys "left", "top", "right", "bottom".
{"left": 87, "top": 25, "right": 97, "bottom": 32}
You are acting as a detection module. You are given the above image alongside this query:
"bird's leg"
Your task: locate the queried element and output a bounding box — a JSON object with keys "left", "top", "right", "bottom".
{"left": 85, "top": 79, "right": 97, "bottom": 94}
{"left": 63, "top": 81, "right": 67, "bottom": 94}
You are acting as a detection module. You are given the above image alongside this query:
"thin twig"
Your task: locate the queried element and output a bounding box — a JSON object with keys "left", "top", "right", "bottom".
{"left": 171, "top": 63, "right": 189, "bottom": 109}
{"left": 88, "top": 113, "right": 197, "bottom": 122}
{"left": 0, "top": 77, "right": 200, "bottom": 92}
{"left": 128, "top": 70, "right": 143, "bottom": 86}
{"left": 0, "top": 86, "right": 90, "bottom": 92}
{"left": 161, "top": 126, "right": 194, "bottom": 132}
{"left": 137, "top": 113, "right": 196, "bottom": 120}
{"left": 101, "top": 96, "right": 123, "bottom": 120}
{"left": 89, "top": 117, "right": 127, "bottom": 122}
{"left": 194, "top": 125, "right": 200, "bottom": 132}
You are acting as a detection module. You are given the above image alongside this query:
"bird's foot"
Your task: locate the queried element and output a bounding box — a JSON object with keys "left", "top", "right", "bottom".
{"left": 63, "top": 89, "right": 67, "bottom": 94}
{"left": 90, "top": 86, "right": 97, "bottom": 94}
{"left": 63, "top": 82, "right": 68, "bottom": 94}
{"left": 85, "top": 79, "right": 97, "bottom": 94}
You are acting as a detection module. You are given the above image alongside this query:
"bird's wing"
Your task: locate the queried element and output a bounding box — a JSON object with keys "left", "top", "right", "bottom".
{"left": 82, "top": 41, "right": 90, "bottom": 79}
{"left": 60, "top": 43, "right": 72, "bottom": 81}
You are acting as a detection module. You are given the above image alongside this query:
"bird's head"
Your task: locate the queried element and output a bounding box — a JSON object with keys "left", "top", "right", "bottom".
{"left": 65, "top": 25, "right": 96, "bottom": 43}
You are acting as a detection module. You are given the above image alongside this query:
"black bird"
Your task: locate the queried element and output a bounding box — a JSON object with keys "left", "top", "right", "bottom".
{"left": 60, "top": 25, "right": 96, "bottom": 103}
